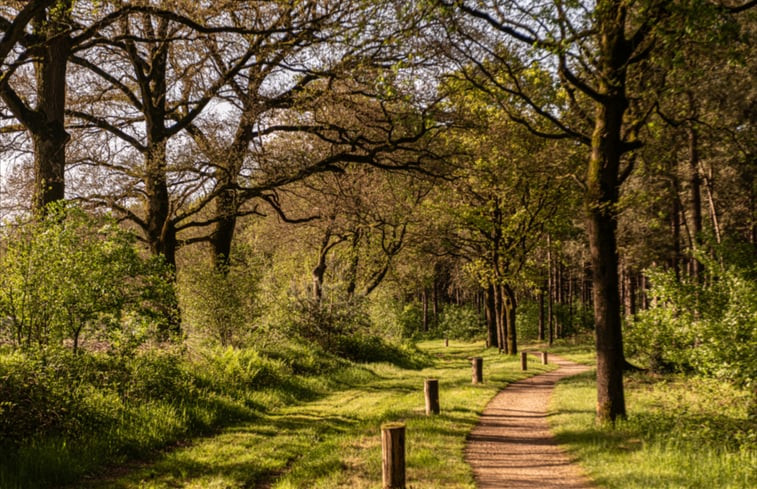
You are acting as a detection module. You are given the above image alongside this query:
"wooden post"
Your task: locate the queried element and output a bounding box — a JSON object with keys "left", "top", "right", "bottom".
{"left": 471, "top": 357, "right": 483, "bottom": 384}
{"left": 381, "top": 422, "right": 406, "bottom": 489}
{"left": 424, "top": 379, "right": 440, "bottom": 415}
{"left": 541, "top": 351, "right": 548, "bottom": 365}
{"left": 520, "top": 351, "right": 528, "bottom": 371}
{"left": 444, "top": 337, "right": 449, "bottom": 347}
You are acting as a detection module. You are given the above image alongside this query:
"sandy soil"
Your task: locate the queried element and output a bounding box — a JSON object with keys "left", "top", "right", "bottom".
{"left": 465, "top": 354, "right": 596, "bottom": 489}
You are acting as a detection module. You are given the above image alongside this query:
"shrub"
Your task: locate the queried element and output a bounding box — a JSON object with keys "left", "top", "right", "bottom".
{"left": 627, "top": 250, "right": 757, "bottom": 390}
{"left": 285, "top": 297, "right": 371, "bottom": 353}
{"left": 0, "top": 204, "right": 176, "bottom": 352}
{"left": 439, "top": 304, "right": 484, "bottom": 340}
{"left": 178, "top": 261, "right": 262, "bottom": 347}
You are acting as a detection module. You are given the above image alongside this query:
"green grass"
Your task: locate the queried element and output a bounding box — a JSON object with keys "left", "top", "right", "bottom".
{"left": 550, "top": 367, "right": 756, "bottom": 488}
{"left": 75, "top": 341, "right": 554, "bottom": 489}
{"left": 547, "top": 333, "right": 597, "bottom": 365}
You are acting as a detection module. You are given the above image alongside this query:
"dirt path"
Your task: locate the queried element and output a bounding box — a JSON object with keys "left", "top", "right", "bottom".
{"left": 465, "top": 354, "right": 595, "bottom": 489}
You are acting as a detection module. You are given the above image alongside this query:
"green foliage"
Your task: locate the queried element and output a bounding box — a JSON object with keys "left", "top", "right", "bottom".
{"left": 438, "top": 303, "right": 483, "bottom": 340}
{"left": 0, "top": 204, "right": 176, "bottom": 352}
{"left": 515, "top": 300, "right": 541, "bottom": 340}
{"left": 178, "top": 260, "right": 262, "bottom": 347}
{"left": 366, "top": 290, "right": 419, "bottom": 339}
{"left": 0, "top": 339, "right": 346, "bottom": 488}
{"left": 627, "top": 249, "right": 757, "bottom": 389}
{"left": 551, "top": 369, "right": 756, "bottom": 489}
{"left": 397, "top": 301, "right": 425, "bottom": 338}
{"left": 285, "top": 297, "right": 369, "bottom": 353}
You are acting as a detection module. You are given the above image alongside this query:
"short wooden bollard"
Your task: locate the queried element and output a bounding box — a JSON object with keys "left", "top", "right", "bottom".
{"left": 424, "top": 378, "right": 440, "bottom": 415}
{"left": 520, "top": 351, "right": 528, "bottom": 371}
{"left": 541, "top": 351, "right": 548, "bottom": 365}
{"left": 444, "top": 337, "right": 449, "bottom": 347}
{"left": 471, "top": 357, "right": 483, "bottom": 384}
{"left": 381, "top": 422, "right": 406, "bottom": 489}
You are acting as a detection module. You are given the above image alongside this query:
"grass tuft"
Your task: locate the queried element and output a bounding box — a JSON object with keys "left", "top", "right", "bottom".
{"left": 550, "top": 368, "right": 756, "bottom": 489}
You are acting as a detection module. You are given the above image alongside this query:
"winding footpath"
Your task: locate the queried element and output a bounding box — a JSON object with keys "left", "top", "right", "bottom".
{"left": 465, "top": 354, "right": 596, "bottom": 489}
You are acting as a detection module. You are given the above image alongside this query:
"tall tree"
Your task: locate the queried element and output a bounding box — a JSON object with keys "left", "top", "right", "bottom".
{"left": 435, "top": 0, "right": 752, "bottom": 420}
{"left": 432, "top": 80, "right": 571, "bottom": 353}
{"left": 1, "top": 0, "right": 71, "bottom": 212}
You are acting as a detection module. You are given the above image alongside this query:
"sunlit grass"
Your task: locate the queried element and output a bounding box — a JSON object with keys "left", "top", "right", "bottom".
{"left": 550, "top": 367, "right": 756, "bottom": 488}
{"left": 80, "top": 340, "right": 555, "bottom": 489}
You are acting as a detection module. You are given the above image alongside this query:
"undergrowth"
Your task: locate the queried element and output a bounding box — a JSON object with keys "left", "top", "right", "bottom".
{"left": 550, "top": 369, "right": 756, "bottom": 488}
{"left": 0, "top": 337, "right": 428, "bottom": 489}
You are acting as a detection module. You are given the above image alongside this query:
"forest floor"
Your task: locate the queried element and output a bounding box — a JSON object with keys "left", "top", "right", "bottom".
{"left": 73, "top": 341, "right": 556, "bottom": 489}
{"left": 466, "top": 354, "right": 596, "bottom": 489}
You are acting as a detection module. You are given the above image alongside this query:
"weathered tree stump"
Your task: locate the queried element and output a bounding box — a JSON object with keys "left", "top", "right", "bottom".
{"left": 424, "top": 378, "right": 440, "bottom": 415}
{"left": 541, "top": 351, "right": 549, "bottom": 365}
{"left": 381, "top": 422, "right": 406, "bottom": 489}
{"left": 520, "top": 351, "right": 528, "bottom": 371}
{"left": 472, "top": 357, "right": 483, "bottom": 384}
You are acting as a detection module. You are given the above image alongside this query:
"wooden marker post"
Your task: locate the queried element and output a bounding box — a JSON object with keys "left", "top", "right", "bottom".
{"left": 520, "top": 351, "right": 528, "bottom": 371}
{"left": 471, "top": 357, "right": 483, "bottom": 384}
{"left": 541, "top": 351, "right": 548, "bottom": 365}
{"left": 381, "top": 422, "right": 406, "bottom": 489}
{"left": 444, "top": 337, "right": 449, "bottom": 347}
{"left": 424, "top": 378, "right": 440, "bottom": 415}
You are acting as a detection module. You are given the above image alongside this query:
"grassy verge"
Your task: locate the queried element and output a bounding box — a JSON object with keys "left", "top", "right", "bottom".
{"left": 550, "top": 365, "right": 756, "bottom": 488}
{"left": 75, "top": 341, "right": 553, "bottom": 489}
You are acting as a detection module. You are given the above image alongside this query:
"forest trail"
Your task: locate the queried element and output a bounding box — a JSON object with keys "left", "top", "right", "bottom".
{"left": 465, "top": 355, "right": 596, "bottom": 489}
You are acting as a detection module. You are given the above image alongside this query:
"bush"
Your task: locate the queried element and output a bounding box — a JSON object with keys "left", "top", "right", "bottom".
{"left": 0, "top": 204, "right": 176, "bottom": 352}
{"left": 627, "top": 250, "right": 757, "bottom": 390}
{"left": 178, "top": 261, "right": 262, "bottom": 347}
{"left": 284, "top": 297, "right": 371, "bottom": 354}
{"left": 438, "top": 304, "right": 484, "bottom": 340}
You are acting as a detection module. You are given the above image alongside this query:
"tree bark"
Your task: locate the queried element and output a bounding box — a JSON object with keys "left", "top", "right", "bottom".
{"left": 32, "top": 24, "right": 70, "bottom": 212}
{"left": 493, "top": 284, "right": 506, "bottom": 353}
{"left": 0, "top": 4, "right": 72, "bottom": 214}
{"left": 144, "top": 140, "right": 175, "bottom": 268}
{"left": 504, "top": 283, "right": 517, "bottom": 355}
{"left": 688, "top": 124, "right": 704, "bottom": 281}
{"left": 671, "top": 182, "right": 682, "bottom": 281}
{"left": 422, "top": 288, "right": 429, "bottom": 332}
{"left": 547, "top": 236, "right": 554, "bottom": 345}
{"left": 586, "top": 2, "right": 629, "bottom": 421}
{"left": 538, "top": 282, "right": 546, "bottom": 341}
{"left": 211, "top": 186, "right": 237, "bottom": 270}
{"left": 485, "top": 285, "right": 497, "bottom": 348}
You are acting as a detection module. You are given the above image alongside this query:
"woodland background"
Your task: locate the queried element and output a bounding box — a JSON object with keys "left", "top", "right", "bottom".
{"left": 0, "top": 1, "right": 754, "bottom": 487}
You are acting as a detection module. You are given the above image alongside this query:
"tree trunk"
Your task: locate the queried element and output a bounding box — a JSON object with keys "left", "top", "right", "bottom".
{"left": 567, "top": 274, "right": 574, "bottom": 333}
{"left": 538, "top": 282, "right": 546, "bottom": 341}
{"left": 432, "top": 280, "right": 439, "bottom": 329}
{"left": 547, "top": 236, "right": 554, "bottom": 345}
{"left": 485, "top": 285, "right": 497, "bottom": 347}
{"left": 313, "top": 230, "right": 332, "bottom": 304}
{"left": 587, "top": 99, "right": 627, "bottom": 423}
{"left": 493, "top": 284, "right": 506, "bottom": 353}
{"left": 345, "top": 232, "right": 360, "bottom": 299}
{"left": 211, "top": 186, "right": 237, "bottom": 270}
{"left": 144, "top": 140, "right": 176, "bottom": 268}
{"left": 688, "top": 125, "right": 704, "bottom": 281}
{"left": 422, "top": 288, "right": 429, "bottom": 332}
{"left": 701, "top": 166, "right": 722, "bottom": 244}
{"left": 33, "top": 7, "right": 70, "bottom": 212}
{"left": 0, "top": 6, "right": 72, "bottom": 214}
{"left": 671, "top": 183, "right": 682, "bottom": 281}
{"left": 583, "top": 0, "right": 636, "bottom": 422}
{"left": 504, "top": 283, "right": 517, "bottom": 355}
{"left": 626, "top": 271, "right": 637, "bottom": 317}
